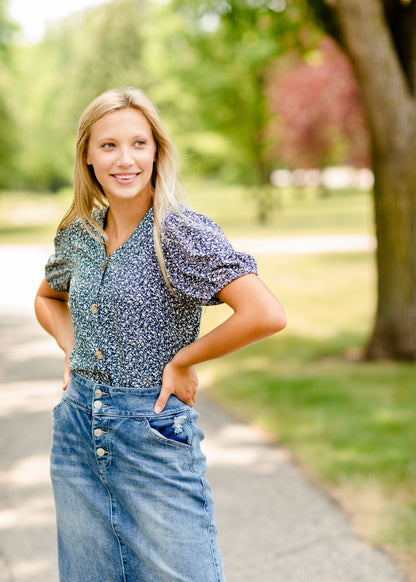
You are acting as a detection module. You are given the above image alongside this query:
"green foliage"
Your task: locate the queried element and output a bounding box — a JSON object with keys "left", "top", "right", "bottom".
{"left": 1, "top": 0, "right": 354, "bottom": 206}
{"left": 67, "top": 0, "right": 152, "bottom": 108}
{"left": 173, "top": 0, "right": 322, "bottom": 186}
{"left": 0, "top": 0, "right": 19, "bottom": 187}
{"left": 8, "top": 0, "right": 159, "bottom": 191}
{"left": 0, "top": 87, "right": 16, "bottom": 187}
{"left": 0, "top": 0, "right": 17, "bottom": 55}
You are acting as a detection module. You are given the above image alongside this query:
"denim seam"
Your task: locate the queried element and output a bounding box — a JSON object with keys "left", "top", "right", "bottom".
{"left": 187, "top": 428, "right": 223, "bottom": 582}
{"left": 98, "top": 476, "right": 127, "bottom": 582}
{"left": 93, "top": 407, "right": 190, "bottom": 419}
{"left": 62, "top": 396, "right": 91, "bottom": 413}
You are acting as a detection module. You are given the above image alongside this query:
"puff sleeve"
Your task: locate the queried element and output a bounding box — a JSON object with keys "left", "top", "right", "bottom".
{"left": 45, "top": 226, "right": 74, "bottom": 292}
{"left": 162, "top": 208, "right": 257, "bottom": 305}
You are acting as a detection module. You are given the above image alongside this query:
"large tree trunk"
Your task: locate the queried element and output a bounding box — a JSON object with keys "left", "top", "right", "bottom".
{"left": 368, "top": 144, "right": 416, "bottom": 358}
{"left": 330, "top": 0, "right": 416, "bottom": 359}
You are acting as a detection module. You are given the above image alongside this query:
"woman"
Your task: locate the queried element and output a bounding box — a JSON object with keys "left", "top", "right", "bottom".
{"left": 35, "top": 87, "right": 286, "bottom": 582}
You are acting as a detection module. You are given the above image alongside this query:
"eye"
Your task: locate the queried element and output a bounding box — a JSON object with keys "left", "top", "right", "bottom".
{"left": 134, "top": 139, "right": 146, "bottom": 147}
{"left": 101, "top": 142, "right": 115, "bottom": 149}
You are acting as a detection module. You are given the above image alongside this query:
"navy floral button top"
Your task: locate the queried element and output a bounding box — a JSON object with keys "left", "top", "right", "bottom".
{"left": 45, "top": 206, "right": 257, "bottom": 388}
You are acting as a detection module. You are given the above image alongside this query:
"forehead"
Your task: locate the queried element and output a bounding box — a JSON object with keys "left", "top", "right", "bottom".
{"left": 90, "top": 107, "right": 154, "bottom": 139}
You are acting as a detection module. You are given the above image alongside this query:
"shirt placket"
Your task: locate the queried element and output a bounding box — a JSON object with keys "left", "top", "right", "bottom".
{"left": 90, "top": 255, "right": 111, "bottom": 373}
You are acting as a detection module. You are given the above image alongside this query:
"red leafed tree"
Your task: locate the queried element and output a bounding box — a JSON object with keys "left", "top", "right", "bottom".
{"left": 267, "top": 37, "right": 370, "bottom": 170}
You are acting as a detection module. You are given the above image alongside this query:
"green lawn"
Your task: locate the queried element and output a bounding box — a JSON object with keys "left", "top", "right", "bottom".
{"left": 1, "top": 181, "right": 414, "bottom": 575}
{"left": 0, "top": 180, "right": 373, "bottom": 242}
{"left": 185, "top": 177, "right": 373, "bottom": 236}
{"left": 0, "top": 189, "right": 70, "bottom": 244}
{"left": 199, "top": 253, "right": 415, "bottom": 573}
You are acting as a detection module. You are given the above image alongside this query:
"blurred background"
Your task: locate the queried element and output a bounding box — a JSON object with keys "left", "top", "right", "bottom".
{"left": 0, "top": 0, "right": 415, "bottom": 579}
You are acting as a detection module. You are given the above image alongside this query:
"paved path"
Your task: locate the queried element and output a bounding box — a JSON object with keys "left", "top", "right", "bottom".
{"left": 0, "top": 244, "right": 407, "bottom": 582}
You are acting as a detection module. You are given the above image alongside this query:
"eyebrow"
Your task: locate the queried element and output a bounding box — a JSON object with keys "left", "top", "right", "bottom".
{"left": 96, "top": 134, "right": 150, "bottom": 142}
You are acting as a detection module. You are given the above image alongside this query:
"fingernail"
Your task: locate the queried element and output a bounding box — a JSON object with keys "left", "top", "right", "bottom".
{"left": 154, "top": 405, "right": 162, "bottom": 414}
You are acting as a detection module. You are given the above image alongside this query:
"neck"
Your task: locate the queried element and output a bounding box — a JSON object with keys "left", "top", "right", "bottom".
{"left": 104, "top": 196, "right": 153, "bottom": 255}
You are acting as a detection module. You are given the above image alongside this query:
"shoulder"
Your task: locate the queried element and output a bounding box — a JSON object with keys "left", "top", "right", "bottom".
{"left": 164, "top": 205, "right": 218, "bottom": 225}
{"left": 54, "top": 219, "right": 79, "bottom": 250}
{"left": 55, "top": 207, "right": 107, "bottom": 247}
{"left": 159, "top": 206, "right": 257, "bottom": 305}
{"left": 162, "top": 206, "right": 225, "bottom": 244}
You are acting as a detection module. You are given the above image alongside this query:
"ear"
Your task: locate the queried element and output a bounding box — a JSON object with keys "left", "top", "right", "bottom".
{"left": 86, "top": 156, "right": 92, "bottom": 165}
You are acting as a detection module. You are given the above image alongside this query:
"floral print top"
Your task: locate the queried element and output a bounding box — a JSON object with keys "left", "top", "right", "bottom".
{"left": 45, "top": 206, "right": 257, "bottom": 388}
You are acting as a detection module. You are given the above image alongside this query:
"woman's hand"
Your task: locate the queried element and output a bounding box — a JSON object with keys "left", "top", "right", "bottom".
{"left": 63, "top": 351, "right": 72, "bottom": 390}
{"left": 154, "top": 357, "right": 198, "bottom": 413}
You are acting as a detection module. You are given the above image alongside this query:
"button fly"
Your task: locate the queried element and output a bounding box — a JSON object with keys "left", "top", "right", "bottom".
{"left": 95, "top": 349, "right": 104, "bottom": 360}
{"left": 96, "top": 448, "right": 106, "bottom": 457}
{"left": 91, "top": 304, "right": 99, "bottom": 314}
{"left": 94, "top": 401, "right": 102, "bottom": 409}
{"left": 94, "top": 389, "right": 103, "bottom": 398}
{"left": 94, "top": 428, "right": 103, "bottom": 437}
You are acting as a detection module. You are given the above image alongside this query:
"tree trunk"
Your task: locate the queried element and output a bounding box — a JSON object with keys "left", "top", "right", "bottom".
{"left": 367, "top": 143, "right": 416, "bottom": 359}
{"left": 329, "top": 0, "right": 416, "bottom": 359}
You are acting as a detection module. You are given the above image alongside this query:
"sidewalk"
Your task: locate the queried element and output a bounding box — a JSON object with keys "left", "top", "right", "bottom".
{"left": 0, "top": 245, "right": 407, "bottom": 582}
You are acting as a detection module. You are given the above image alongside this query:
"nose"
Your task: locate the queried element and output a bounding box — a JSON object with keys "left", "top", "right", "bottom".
{"left": 117, "top": 147, "right": 134, "bottom": 167}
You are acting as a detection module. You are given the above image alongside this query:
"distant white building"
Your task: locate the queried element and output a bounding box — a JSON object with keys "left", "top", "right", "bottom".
{"left": 271, "top": 166, "right": 374, "bottom": 191}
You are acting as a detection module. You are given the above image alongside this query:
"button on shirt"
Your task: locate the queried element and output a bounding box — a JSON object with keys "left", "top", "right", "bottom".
{"left": 45, "top": 206, "right": 257, "bottom": 388}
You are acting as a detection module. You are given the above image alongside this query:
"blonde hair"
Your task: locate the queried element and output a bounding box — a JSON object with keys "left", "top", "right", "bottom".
{"left": 58, "top": 87, "right": 189, "bottom": 284}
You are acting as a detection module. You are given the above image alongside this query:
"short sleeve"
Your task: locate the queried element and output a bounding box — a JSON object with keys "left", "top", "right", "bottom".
{"left": 45, "top": 227, "right": 74, "bottom": 292}
{"left": 162, "top": 208, "right": 257, "bottom": 305}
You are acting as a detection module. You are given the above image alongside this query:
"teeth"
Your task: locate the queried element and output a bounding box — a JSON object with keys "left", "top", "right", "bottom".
{"left": 115, "top": 174, "right": 136, "bottom": 179}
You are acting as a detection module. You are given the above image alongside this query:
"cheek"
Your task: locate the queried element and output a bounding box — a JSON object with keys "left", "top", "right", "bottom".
{"left": 142, "top": 152, "right": 157, "bottom": 171}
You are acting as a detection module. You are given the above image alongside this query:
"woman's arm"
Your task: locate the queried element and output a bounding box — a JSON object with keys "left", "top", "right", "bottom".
{"left": 34, "top": 278, "right": 74, "bottom": 389}
{"left": 155, "top": 274, "right": 286, "bottom": 413}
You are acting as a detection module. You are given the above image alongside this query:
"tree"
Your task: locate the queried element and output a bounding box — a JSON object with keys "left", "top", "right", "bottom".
{"left": 10, "top": 0, "right": 155, "bottom": 191}
{"left": 306, "top": 0, "right": 416, "bottom": 360}
{"left": 0, "top": 0, "right": 18, "bottom": 188}
{"left": 68, "top": 0, "right": 152, "bottom": 111}
{"left": 172, "top": 1, "right": 324, "bottom": 222}
{"left": 267, "top": 37, "right": 370, "bottom": 170}
{"left": 173, "top": 0, "right": 319, "bottom": 186}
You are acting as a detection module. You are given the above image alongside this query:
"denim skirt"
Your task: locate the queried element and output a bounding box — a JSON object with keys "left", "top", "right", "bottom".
{"left": 50, "top": 372, "right": 225, "bottom": 582}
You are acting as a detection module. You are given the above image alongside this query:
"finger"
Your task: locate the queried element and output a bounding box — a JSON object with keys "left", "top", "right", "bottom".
{"left": 154, "top": 386, "right": 171, "bottom": 414}
{"left": 62, "top": 362, "right": 72, "bottom": 391}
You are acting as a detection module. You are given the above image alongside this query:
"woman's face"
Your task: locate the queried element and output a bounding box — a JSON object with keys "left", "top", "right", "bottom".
{"left": 86, "top": 107, "right": 157, "bottom": 205}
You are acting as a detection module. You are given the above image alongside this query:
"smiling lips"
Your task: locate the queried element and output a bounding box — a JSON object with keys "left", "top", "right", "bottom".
{"left": 112, "top": 173, "right": 139, "bottom": 184}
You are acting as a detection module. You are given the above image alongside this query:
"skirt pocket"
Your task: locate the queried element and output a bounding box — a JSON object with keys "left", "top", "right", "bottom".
{"left": 144, "top": 410, "right": 193, "bottom": 449}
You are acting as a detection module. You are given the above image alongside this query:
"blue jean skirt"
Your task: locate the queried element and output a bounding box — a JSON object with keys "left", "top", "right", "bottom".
{"left": 50, "top": 372, "right": 225, "bottom": 581}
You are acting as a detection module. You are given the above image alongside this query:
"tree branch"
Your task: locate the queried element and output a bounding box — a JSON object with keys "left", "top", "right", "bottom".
{"left": 383, "top": 0, "right": 416, "bottom": 93}
{"left": 332, "top": 0, "right": 415, "bottom": 152}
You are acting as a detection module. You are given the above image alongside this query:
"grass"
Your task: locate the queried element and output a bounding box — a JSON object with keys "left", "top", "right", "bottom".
{"left": 1, "top": 179, "right": 414, "bottom": 575}
{"left": 198, "top": 250, "right": 416, "bottom": 576}
{"left": 0, "top": 188, "right": 70, "bottom": 244}
{"left": 0, "top": 180, "right": 373, "bottom": 243}
{"left": 184, "top": 176, "right": 373, "bottom": 237}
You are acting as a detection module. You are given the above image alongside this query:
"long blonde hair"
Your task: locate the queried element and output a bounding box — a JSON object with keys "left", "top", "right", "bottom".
{"left": 59, "top": 87, "right": 189, "bottom": 284}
